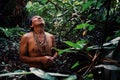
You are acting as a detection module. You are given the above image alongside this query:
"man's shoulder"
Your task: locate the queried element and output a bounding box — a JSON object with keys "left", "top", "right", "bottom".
{"left": 45, "top": 32, "right": 54, "bottom": 37}
{"left": 22, "top": 32, "right": 32, "bottom": 38}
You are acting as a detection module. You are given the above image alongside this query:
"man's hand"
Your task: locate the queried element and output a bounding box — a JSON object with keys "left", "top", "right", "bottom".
{"left": 41, "top": 56, "right": 54, "bottom": 64}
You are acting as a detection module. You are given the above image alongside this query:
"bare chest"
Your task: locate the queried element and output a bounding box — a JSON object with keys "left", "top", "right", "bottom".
{"left": 28, "top": 36, "right": 53, "bottom": 56}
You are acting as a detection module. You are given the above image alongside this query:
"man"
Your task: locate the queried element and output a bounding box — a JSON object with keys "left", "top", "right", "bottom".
{"left": 19, "top": 15, "right": 58, "bottom": 79}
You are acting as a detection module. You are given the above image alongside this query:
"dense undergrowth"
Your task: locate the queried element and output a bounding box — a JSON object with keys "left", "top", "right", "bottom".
{"left": 0, "top": 0, "right": 120, "bottom": 80}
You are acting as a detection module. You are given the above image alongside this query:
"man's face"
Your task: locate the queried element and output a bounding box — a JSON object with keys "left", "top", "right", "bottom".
{"left": 31, "top": 16, "right": 45, "bottom": 27}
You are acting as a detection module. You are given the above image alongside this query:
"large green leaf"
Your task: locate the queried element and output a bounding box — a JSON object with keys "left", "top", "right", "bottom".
{"left": 76, "top": 23, "right": 95, "bottom": 31}
{"left": 82, "top": 1, "right": 93, "bottom": 11}
{"left": 64, "top": 41, "right": 82, "bottom": 49}
{"left": 76, "top": 23, "right": 89, "bottom": 29}
{"left": 0, "top": 71, "right": 32, "bottom": 77}
{"left": 58, "top": 48, "right": 70, "bottom": 55}
{"left": 76, "top": 39, "right": 87, "bottom": 44}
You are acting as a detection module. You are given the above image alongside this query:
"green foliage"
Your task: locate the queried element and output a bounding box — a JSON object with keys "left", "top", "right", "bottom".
{"left": 0, "top": 26, "right": 24, "bottom": 37}
{"left": 25, "top": 1, "right": 87, "bottom": 34}
{"left": 86, "top": 73, "right": 94, "bottom": 80}
{"left": 25, "top": 0, "right": 120, "bottom": 43}
{"left": 114, "top": 30, "right": 120, "bottom": 37}
{"left": 26, "top": 1, "right": 44, "bottom": 16}
{"left": 65, "top": 41, "right": 83, "bottom": 49}
{"left": 1, "top": 0, "right": 120, "bottom": 79}
{"left": 76, "top": 23, "right": 95, "bottom": 31}
{"left": 64, "top": 39, "right": 87, "bottom": 50}
{"left": 71, "top": 61, "right": 79, "bottom": 69}
{"left": 58, "top": 48, "right": 70, "bottom": 55}
{"left": 82, "top": 1, "right": 93, "bottom": 11}
{"left": 1, "top": 0, "right": 117, "bottom": 43}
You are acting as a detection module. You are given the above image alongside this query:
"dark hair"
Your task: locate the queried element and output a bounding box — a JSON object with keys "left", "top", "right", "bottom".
{"left": 29, "top": 17, "right": 34, "bottom": 31}
{"left": 29, "top": 18, "right": 32, "bottom": 26}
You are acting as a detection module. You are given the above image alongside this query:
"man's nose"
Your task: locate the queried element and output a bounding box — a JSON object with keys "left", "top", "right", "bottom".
{"left": 38, "top": 17, "right": 41, "bottom": 20}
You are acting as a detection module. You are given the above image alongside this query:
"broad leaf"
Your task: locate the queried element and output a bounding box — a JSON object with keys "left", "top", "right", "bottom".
{"left": 76, "top": 23, "right": 95, "bottom": 31}
{"left": 64, "top": 41, "right": 82, "bottom": 49}
{"left": 76, "top": 23, "right": 89, "bottom": 29}
{"left": 58, "top": 48, "right": 70, "bottom": 55}
{"left": 82, "top": 1, "right": 93, "bottom": 11}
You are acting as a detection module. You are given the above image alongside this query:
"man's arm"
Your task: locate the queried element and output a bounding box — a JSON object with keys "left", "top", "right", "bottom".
{"left": 51, "top": 35, "right": 58, "bottom": 58}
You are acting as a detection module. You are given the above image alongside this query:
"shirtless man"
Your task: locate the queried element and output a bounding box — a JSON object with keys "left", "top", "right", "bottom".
{"left": 19, "top": 15, "right": 58, "bottom": 72}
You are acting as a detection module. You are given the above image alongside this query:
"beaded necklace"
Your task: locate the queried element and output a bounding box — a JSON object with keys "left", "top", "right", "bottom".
{"left": 33, "top": 32, "right": 46, "bottom": 46}
{"left": 33, "top": 32, "right": 47, "bottom": 55}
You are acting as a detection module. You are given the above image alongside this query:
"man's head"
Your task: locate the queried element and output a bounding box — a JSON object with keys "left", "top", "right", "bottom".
{"left": 30, "top": 15, "right": 45, "bottom": 28}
